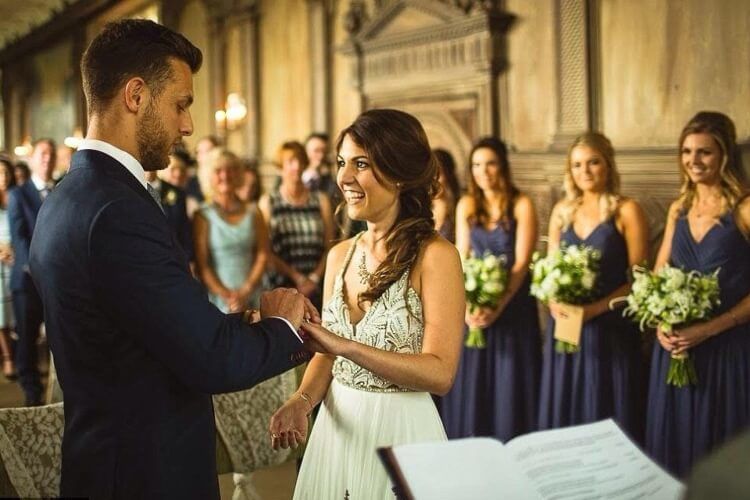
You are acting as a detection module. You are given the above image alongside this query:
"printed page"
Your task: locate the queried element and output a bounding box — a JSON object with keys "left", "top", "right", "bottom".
{"left": 390, "top": 437, "right": 537, "bottom": 499}
{"left": 505, "top": 419, "right": 685, "bottom": 500}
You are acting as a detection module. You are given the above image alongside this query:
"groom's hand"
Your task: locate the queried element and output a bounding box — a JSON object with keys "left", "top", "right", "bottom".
{"left": 260, "top": 288, "right": 307, "bottom": 330}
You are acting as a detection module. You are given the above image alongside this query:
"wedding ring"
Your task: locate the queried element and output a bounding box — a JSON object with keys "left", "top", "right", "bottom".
{"left": 271, "top": 432, "right": 279, "bottom": 438}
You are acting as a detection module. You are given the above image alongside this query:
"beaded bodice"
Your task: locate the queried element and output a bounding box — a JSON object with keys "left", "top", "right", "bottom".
{"left": 322, "top": 234, "right": 424, "bottom": 392}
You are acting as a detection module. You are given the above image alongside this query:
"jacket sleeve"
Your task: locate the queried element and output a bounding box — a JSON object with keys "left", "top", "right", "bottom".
{"left": 176, "top": 194, "right": 194, "bottom": 262}
{"left": 88, "top": 197, "right": 305, "bottom": 394}
{"left": 8, "top": 188, "right": 31, "bottom": 270}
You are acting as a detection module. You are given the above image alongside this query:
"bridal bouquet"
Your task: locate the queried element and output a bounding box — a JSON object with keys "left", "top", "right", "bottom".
{"left": 463, "top": 253, "right": 508, "bottom": 348}
{"left": 530, "top": 244, "right": 601, "bottom": 353}
{"left": 622, "top": 264, "right": 720, "bottom": 387}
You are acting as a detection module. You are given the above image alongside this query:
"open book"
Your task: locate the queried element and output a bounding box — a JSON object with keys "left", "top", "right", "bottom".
{"left": 378, "top": 419, "right": 684, "bottom": 499}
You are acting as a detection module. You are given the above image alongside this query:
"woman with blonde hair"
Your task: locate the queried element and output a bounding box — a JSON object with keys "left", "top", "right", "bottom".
{"left": 193, "top": 148, "right": 268, "bottom": 312}
{"left": 538, "top": 132, "right": 648, "bottom": 440}
{"left": 440, "top": 137, "right": 541, "bottom": 442}
{"left": 646, "top": 111, "right": 750, "bottom": 476}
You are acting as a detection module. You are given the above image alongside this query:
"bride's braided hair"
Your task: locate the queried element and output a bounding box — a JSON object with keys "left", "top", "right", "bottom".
{"left": 335, "top": 109, "right": 439, "bottom": 308}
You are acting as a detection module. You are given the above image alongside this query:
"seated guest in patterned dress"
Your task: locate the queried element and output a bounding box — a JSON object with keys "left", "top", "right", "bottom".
{"left": 269, "top": 109, "right": 465, "bottom": 500}
{"left": 259, "top": 141, "right": 335, "bottom": 310}
{"left": 646, "top": 111, "right": 750, "bottom": 477}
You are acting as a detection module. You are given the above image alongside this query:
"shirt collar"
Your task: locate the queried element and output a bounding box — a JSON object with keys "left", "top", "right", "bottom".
{"left": 77, "top": 139, "right": 147, "bottom": 189}
{"left": 30, "top": 174, "right": 53, "bottom": 191}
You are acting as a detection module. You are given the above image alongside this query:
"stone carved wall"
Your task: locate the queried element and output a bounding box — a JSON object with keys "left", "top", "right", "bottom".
{"left": 339, "top": 0, "right": 513, "bottom": 184}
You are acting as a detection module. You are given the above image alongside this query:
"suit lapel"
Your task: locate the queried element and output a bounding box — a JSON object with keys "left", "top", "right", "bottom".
{"left": 71, "top": 150, "right": 158, "bottom": 211}
{"left": 70, "top": 150, "right": 190, "bottom": 272}
{"left": 21, "top": 180, "right": 43, "bottom": 213}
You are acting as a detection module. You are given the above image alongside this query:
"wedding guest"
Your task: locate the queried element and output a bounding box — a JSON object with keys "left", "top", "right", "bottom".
{"left": 13, "top": 162, "right": 30, "bottom": 186}
{"left": 194, "top": 148, "right": 282, "bottom": 500}
{"left": 538, "top": 132, "right": 648, "bottom": 441}
{"left": 9, "top": 138, "right": 56, "bottom": 406}
{"left": 163, "top": 148, "right": 200, "bottom": 218}
{"left": 237, "top": 157, "right": 261, "bottom": 204}
{"left": 432, "top": 148, "right": 460, "bottom": 242}
{"left": 302, "top": 133, "right": 335, "bottom": 197}
{"left": 269, "top": 109, "right": 465, "bottom": 499}
{"left": 440, "top": 137, "right": 541, "bottom": 441}
{"left": 259, "top": 141, "right": 334, "bottom": 309}
{"left": 55, "top": 145, "right": 75, "bottom": 180}
{"left": 190, "top": 134, "right": 220, "bottom": 203}
{"left": 646, "top": 111, "right": 750, "bottom": 477}
{"left": 145, "top": 169, "right": 193, "bottom": 260}
{"left": 194, "top": 149, "right": 267, "bottom": 312}
{"left": 0, "top": 157, "right": 15, "bottom": 380}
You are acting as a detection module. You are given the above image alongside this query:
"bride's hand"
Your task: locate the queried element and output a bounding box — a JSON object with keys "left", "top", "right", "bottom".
{"left": 300, "top": 322, "right": 349, "bottom": 356}
{"left": 269, "top": 395, "right": 310, "bottom": 450}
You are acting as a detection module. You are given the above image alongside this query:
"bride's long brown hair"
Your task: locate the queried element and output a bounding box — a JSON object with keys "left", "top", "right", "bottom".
{"left": 336, "top": 109, "right": 439, "bottom": 308}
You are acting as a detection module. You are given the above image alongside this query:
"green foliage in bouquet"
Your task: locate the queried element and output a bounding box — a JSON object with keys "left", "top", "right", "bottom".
{"left": 623, "top": 264, "right": 720, "bottom": 387}
{"left": 530, "top": 244, "right": 601, "bottom": 353}
{"left": 463, "top": 253, "right": 508, "bottom": 349}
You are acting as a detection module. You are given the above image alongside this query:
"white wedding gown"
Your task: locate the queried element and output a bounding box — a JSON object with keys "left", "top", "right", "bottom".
{"left": 293, "top": 236, "right": 446, "bottom": 499}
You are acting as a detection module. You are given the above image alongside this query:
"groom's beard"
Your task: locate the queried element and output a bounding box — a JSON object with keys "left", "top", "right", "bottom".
{"left": 137, "top": 102, "right": 171, "bottom": 172}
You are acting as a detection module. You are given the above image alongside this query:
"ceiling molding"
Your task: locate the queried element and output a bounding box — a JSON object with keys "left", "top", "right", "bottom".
{"left": 0, "top": 0, "right": 115, "bottom": 66}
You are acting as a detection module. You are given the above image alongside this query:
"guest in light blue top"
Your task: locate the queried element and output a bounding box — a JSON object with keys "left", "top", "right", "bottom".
{"left": 193, "top": 149, "right": 268, "bottom": 312}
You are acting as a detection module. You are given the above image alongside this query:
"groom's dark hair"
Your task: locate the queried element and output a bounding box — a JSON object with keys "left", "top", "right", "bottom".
{"left": 81, "top": 19, "right": 202, "bottom": 116}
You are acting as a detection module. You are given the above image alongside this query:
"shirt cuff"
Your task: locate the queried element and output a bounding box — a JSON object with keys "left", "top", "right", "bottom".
{"left": 269, "top": 316, "right": 303, "bottom": 343}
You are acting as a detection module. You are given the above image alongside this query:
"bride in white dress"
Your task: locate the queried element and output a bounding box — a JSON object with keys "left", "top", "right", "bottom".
{"left": 269, "top": 109, "right": 465, "bottom": 499}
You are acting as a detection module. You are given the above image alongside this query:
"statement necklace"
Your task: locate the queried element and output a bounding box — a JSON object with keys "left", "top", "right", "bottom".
{"left": 357, "top": 250, "right": 372, "bottom": 285}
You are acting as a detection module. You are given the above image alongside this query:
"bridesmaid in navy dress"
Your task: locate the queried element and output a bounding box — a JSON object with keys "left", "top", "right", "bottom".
{"left": 646, "top": 111, "right": 750, "bottom": 477}
{"left": 538, "top": 132, "right": 649, "bottom": 441}
{"left": 441, "top": 137, "right": 541, "bottom": 442}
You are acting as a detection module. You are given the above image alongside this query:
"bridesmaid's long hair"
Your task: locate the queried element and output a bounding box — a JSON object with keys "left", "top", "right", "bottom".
{"left": 466, "top": 137, "right": 519, "bottom": 228}
{"left": 557, "top": 132, "right": 621, "bottom": 230}
{"left": 677, "top": 111, "right": 746, "bottom": 215}
{"left": 336, "top": 109, "right": 439, "bottom": 307}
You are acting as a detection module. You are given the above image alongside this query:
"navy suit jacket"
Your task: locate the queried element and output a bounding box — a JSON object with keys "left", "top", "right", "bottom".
{"left": 157, "top": 180, "right": 193, "bottom": 261}
{"left": 29, "top": 149, "right": 306, "bottom": 500}
{"left": 8, "top": 180, "right": 45, "bottom": 292}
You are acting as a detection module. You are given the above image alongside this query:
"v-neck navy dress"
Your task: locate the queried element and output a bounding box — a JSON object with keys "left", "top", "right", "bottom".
{"left": 441, "top": 220, "right": 541, "bottom": 442}
{"left": 538, "top": 219, "right": 645, "bottom": 442}
{"left": 646, "top": 212, "right": 750, "bottom": 477}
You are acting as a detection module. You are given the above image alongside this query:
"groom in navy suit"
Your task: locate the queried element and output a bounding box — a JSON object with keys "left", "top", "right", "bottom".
{"left": 8, "top": 138, "right": 56, "bottom": 406}
{"left": 29, "top": 20, "right": 315, "bottom": 499}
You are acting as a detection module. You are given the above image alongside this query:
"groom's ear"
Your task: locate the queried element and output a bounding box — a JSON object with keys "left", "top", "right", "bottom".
{"left": 123, "top": 77, "right": 147, "bottom": 113}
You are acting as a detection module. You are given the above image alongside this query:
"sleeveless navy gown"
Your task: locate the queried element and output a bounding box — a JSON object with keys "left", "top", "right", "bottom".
{"left": 441, "top": 220, "right": 541, "bottom": 442}
{"left": 646, "top": 212, "right": 750, "bottom": 477}
{"left": 537, "top": 219, "right": 645, "bottom": 442}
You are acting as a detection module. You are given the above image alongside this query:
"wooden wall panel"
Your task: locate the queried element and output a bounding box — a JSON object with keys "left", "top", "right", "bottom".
{"left": 504, "top": 0, "right": 556, "bottom": 152}
{"left": 599, "top": 0, "right": 750, "bottom": 147}
{"left": 179, "top": 0, "right": 212, "bottom": 152}
{"left": 259, "top": 0, "right": 311, "bottom": 163}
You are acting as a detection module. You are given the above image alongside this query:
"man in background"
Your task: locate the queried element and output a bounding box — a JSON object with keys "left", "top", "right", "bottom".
{"left": 8, "top": 138, "right": 55, "bottom": 406}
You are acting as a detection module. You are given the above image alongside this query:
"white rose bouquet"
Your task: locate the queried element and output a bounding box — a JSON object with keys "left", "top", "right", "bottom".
{"left": 622, "top": 264, "right": 720, "bottom": 387}
{"left": 530, "top": 244, "right": 601, "bottom": 353}
{"left": 463, "top": 253, "right": 508, "bottom": 348}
